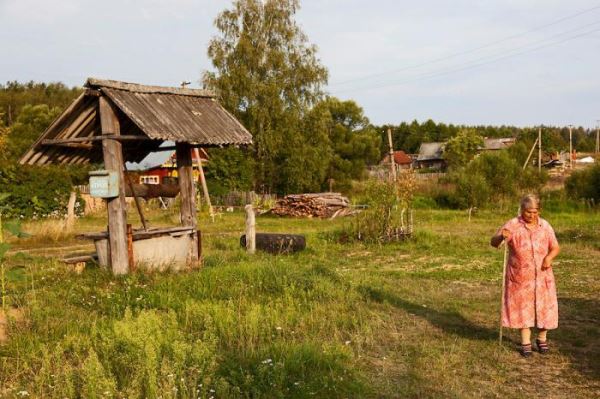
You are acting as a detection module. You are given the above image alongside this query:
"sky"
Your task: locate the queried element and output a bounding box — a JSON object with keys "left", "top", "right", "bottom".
{"left": 1, "top": 0, "right": 599, "bottom": 128}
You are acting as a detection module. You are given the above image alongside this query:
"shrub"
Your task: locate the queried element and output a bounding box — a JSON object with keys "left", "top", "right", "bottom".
{"left": 565, "top": 165, "right": 600, "bottom": 202}
{"left": 342, "top": 178, "right": 414, "bottom": 243}
{"left": 0, "top": 163, "right": 75, "bottom": 218}
{"left": 434, "top": 150, "right": 549, "bottom": 211}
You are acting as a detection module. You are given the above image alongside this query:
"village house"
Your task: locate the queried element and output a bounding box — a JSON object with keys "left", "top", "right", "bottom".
{"left": 480, "top": 137, "right": 516, "bottom": 151}
{"left": 136, "top": 149, "right": 209, "bottom": 185}
{"left": 416, "top": 142, "right": 446, "bottom": 169}
{"left": 380, "top": 150, "right": 414, "bottom": 170}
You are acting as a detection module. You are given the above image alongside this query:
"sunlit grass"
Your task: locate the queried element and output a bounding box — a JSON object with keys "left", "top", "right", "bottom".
{"left": 0, "top": 207, "right": 598, "bottom": 397}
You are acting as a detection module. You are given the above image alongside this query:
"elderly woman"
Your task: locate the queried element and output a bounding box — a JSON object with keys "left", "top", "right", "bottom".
{"left": 490, "top": 194, "right": 560, "bottom": 357}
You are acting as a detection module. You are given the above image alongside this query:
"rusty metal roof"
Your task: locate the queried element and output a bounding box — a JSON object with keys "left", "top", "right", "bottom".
{"left": 19, "top": 78, "right": 252, "bottom": 166}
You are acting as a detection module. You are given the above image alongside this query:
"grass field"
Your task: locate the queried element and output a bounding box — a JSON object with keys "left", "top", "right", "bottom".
{"left": 0, "top": 206, "right": 599, "bottom": 398}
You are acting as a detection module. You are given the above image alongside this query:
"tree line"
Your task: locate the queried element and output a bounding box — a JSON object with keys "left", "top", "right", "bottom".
{"left": 1, "top": 0, "right": 598, "bottom": 204}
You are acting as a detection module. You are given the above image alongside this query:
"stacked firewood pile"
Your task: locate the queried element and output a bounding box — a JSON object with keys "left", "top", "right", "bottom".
{"left": 269, "top": 193, "right": 356, "bottom": 218}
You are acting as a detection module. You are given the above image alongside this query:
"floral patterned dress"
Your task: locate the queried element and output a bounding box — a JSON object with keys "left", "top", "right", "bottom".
{"left": 497, "top": 216, "right": 559, "bottom": 329}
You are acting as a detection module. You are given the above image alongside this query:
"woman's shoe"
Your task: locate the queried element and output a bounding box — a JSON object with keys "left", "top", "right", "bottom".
{"left": 519, "top": 343, "right": 533, "bottom": 358}
{"left": 536, "top": 339, "right": 549, "bottom": 354}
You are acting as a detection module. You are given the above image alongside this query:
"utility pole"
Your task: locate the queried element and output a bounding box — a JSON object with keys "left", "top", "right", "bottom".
{"left": 568, "top": 124, "right": 573, "bottom": 169}
{"left": 538, "top": 127, "right": 542, "bottom": 172}
{"left": 596, "top": 120, "right": 600, "bottom": 154}
{"left": 387, "top": 128, "right": 397, "bottom": 182}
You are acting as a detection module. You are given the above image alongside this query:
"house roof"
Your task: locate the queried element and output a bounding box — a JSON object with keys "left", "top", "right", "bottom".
{"left": 394, "top": 151, "right": 412, "bottom": 164}
{"left": 19, "top": 78, "right": 252, "bottom": 166}
{"left": 382, "top": 150, "right": 413, "bottom": 165}
{"left": 417, "top": 142, "right": 445, "bottom": 161}
{"left": 482, "top": 137, "right": 516, "bottom": 150}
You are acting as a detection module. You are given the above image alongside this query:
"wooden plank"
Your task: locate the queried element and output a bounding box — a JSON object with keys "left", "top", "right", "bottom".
{"left": 19, "top": 92, "right": 87, "bottom": 165}
{"left": 78, "top": 226, "right": 195, "bottom": 241}
{"left": 176, "top": 142, "right": 198, "bottom": 263}
{"left": 100, "top": 96, "right": 130, "bottom": 275}
{"left": 87, "top": 77, "right": 215, "bottom": 97}
{"left": 42, "top": 135, "right": 151, "bottom": 145}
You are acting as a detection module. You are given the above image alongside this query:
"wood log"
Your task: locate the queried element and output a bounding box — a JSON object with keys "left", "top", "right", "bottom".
{"left": 124, "top": 184, "right": 180, "bottom": 198}
{"left": 269, "top": 192, "right": 355, "bottom": 218}
{"left": 240, "top": 233, "right": 306, "bottom": 254}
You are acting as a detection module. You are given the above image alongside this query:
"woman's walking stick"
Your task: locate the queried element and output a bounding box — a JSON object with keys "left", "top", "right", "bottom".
{"left": 499, "top": 240, "right": 508, "bottom": 344}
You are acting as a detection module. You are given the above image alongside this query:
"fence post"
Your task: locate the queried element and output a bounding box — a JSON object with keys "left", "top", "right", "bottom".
{"left": 245, "top": 204, "right": 256, "bottom": 254}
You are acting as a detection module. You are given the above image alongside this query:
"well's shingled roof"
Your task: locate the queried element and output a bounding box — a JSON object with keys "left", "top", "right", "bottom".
{"left": 19, "top": 78, "right": 252, "bottom": 166}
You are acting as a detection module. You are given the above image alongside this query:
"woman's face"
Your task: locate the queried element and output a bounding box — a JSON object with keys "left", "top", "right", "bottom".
{"left": 521, "top": 207, "right": 539, "bottom": 224}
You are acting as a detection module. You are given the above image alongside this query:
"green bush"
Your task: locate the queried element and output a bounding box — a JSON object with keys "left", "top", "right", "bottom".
{"left": 341, "top": 179, "right": 413, "bottom": 243}
{"left": 0, "top": 163, "right": 75, "bottom": 218}
{"left": 565, "top": 165, "right": 600, "bottom": 203}
{"left": 432, "top": 150, "right": 549, "bottom": 210}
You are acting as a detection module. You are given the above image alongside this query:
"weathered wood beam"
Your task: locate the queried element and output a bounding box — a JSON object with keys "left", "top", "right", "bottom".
{"left": 85, "top": 88, "right": 102, "bottom": 97}
{"left": 151, "top": 144, "right": 207, "bottom": 152}
{"left": 176, "top": 142, "right": 199, "bottom": 264}
{"left": 45, "top": 142, "right": 94, "bottom": 149}
{"left": 124, "top": 184, "right": 180, "bottom": 198}
{"left": 41, "top": 135, "right": 152, "bottom": 145}
{"left": 100, "top": 96, "right": 130, "bottom": 275}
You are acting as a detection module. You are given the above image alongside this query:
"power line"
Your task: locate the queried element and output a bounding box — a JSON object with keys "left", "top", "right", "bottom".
{"left": 334, "top": 25, "right": 600, "bottom": 94}
{"left": 329, "top": 3, "right": 600, "bottom": 87}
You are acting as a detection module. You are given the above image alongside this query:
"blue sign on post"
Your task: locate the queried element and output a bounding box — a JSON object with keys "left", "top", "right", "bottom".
{"left": 89, "top": 170, "right": 120, "bottom": 198}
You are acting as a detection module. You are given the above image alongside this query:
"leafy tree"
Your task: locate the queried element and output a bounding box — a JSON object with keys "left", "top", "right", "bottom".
{"left": 0, "top": 81, "right": 81, "bottom": 126}
{"left": 443, "top": 128, "right": 483, "bottom": 168}
{"left": 468, "top": 151, "right": 521, "bottom": 198}
{"left": 315, "top": 98, "right": 380, "bottom": 190}
{"left": 454, "top": 173, "right": 490, "bottom": 218}
{"left": 204, "top": 147, "right": 255, "bottom": 196}
{"left": 374, "top": 120, "right": 596, "bottom": 157}
{"left": 203, "top": 0, "right": 329, "bottom": 194}
{"left": 0, "top": 117, "right": 7, "bottom": 160}
{"left": 6, "top": 104, "right": 61, "bottom": 161}
{"left": 277, "top": 103, "right": 332, "bottom": 193}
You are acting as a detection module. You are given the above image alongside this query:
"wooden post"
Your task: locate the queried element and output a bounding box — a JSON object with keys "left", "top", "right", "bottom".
{"left": 194, "top": 148, "right": 213, "bottom": 218}
{"left": 176, "top": 142, "right": 199, "bottom": 263}
{"left": 123, "top": 164, "right": 148, "bottom": 230}
{"left": 66, "top": 191, "right": 76, "bottom": 230}
{"left": 99, "top": 96, "right": 129, "bottom": 275}
{"left": 568, "top": 125, "right": 573, "bottom": 169}
{"left": 245, "top": 204, "right": 256, "bottom": 254}
{"left": 197, "top": 229, "right": 203, "bottom": 264}
{"left": 387, "top": 128, "right": 397, "bottom": 182}
{"left": 522, "top": 137, "right": 539, "bottom": 170}
{"left": 596, "top": 121, "right": 599, "bottom": 154}
{"left": 538, "top": 127, "right": 542, "bottom": 172}
{"left": 127, "top": 224, "right": 135, "bottom": 272}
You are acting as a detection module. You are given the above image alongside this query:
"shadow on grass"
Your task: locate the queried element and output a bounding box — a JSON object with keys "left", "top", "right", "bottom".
{"left": 556, "top": 297, "right": 600, "bottom": 380}
{"left": 359, "top": 285, "right": 502, "bottom": 342}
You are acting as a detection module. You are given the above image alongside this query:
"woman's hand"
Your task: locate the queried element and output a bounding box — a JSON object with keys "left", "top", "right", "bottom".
{"left": 541, "top": 257, "right": 553, "bottom": 270}
{"left": 491, "top": 229, "right": 511, "bottom": 248}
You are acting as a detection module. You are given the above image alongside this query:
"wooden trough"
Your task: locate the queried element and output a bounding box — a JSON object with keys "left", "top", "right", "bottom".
{"left": 80, "top": 227, "right": 201, "bottom": 271}
{"left": 20, "top": 78, "right": 252, "bottom": 274}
